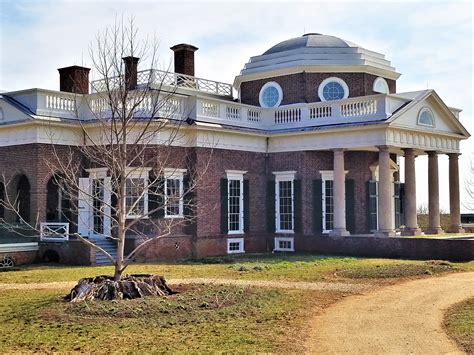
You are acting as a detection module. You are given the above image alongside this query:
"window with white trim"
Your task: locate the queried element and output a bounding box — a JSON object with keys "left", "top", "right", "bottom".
{"left": 373, "top": 77, "right": 389, "bottom": 94}
{"left": 226, "top": 170, "right": 246, "bottom": 234}
{"left": 274, "top": 171, "right": 296, "bottom": 233}
{"left": 227, "top": 238, "right": 244, "bottom": 254}
{"left": 417, "top": 107, "right": 435, "bottom": 127}
{"left": 164, "top": 168, "right": 186, "bottom": 218}
{"left": 318, "top": 77, "right": 349, "bottom": 101}
{"left": 125, "top": 168, "right": 151, "bottom": 219}
{"left": 274, "top": 236, "right": 294, "bottom": 251}
{"left": 259, "top": 82, "right": 283, "bottom": 108}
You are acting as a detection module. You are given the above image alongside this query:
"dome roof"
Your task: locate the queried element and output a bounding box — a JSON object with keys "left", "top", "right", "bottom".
{"left": 234, "top": 33, "right": 401, "bottom": 87}
{"left": 264, "top": 33, "right": 355, "bottom": 55}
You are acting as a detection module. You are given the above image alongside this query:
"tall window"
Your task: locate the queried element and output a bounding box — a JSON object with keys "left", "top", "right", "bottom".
{"left": 324, "top": 180, "right": 334, "bottom": 231}
{"left": 164, "top": 168, "right": 186, "bottom": 218}
{"left": 125, "top": 168, "right": 151, "bottom": 219}
{"left": 274, "top": 171, "right": 296, "bottom": 233}
{"left": 126, "top": 178, "right": 147, "bottom": 218}
{"left": 226, "top": 171, "right": 245, "bottom": 234}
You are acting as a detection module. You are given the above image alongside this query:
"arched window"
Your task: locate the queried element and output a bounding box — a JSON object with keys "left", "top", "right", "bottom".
{"left": 46, "top": 175, "right": 71, "bottom": 222}
{"left": 318, "top": 77, "right": 349, "bottom": 101}
{"left": 16, "top": 175, "right": 30, "bottom": 223}
{"left": 259, "top": 82, "right": 283, "bottom": 108}
{"left": 373, "top": 77, "right": 389, "bottom": 94}
{"left": 417, "top": 107, "right": 435, "bottom": 127}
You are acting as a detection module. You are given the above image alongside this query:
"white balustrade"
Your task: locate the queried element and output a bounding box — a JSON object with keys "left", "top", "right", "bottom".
{"left": 40, "top": 222, "right": 69, "bottom": 242}
{"left": 274, "top": 107, "right": 301, "bottom": 124}
{"left": 225, "top": 105, "right": 241, "bottom": 121}
{"left": 247, "top": 109, "right": 262, "bottom": 123}
{"left": 340, "top": 99, "right": 377, "bottom": 117}
{"left": 46, "top": 94, "right": 76, "bottom": 112}
{"left": 199, "top": 100, "right": 220, "bottom": 118}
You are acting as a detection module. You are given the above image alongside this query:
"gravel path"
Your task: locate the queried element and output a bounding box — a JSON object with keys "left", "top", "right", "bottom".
{"left": 0, "top": 278, "right": 371, "bottom": 293}
{"left": 306, "top": 272, "right": 474, "bottom": 354}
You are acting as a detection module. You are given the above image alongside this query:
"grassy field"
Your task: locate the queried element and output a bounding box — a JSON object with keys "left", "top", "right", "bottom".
{"left": 1, "top": 254, "right": 472, "bottom": 284}
{"left": 1, "top": 254, "right": 473, "bottom": 353}
{"left": 0, "top": 284, "right": 342, "bottom": 353}
{"left": 444, "top": 297, "right": 474, "bottom": 354}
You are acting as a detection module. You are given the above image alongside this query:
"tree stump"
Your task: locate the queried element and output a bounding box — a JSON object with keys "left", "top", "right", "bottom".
{"left": 65, "top": 274, "right": 174, "bottom": 302}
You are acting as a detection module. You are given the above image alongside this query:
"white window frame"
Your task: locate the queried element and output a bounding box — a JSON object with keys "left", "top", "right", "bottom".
{"left": 259, "top": 81, "right": 283, "bottom": 108}
{"left": 373, "top": 77, "right": 389, "bottom": 94}
{"left": 125, "top": 167, "right": 152, "bottom": 219}
{"left": 318, "top": 77, "right": 349, "bottom": 102}
{"left": 274, "top": 236, "right": 294, "bottom": 252}
{"left": 320, "top": 170, "right": 347, "bottom": 233}
{"left": 417, "top": 107, "right": 436, "bottom": 128}
{"left": 164, "top": 168, "right": 187, "bottom": 219}
{"left": 226, "top": 170, "right": 246, "bottom": 234}
{"left": 227, "top": 237, "right": 245, "bottom": 254}
{"left": 273, "top": 171, "right": 296, "bottom": 234}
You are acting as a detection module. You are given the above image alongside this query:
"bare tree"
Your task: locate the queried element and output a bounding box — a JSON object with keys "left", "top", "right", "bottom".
{"left": 463, "top": 154, "right": 474, "bottom": 212}
{"left": 0, "top": 18, "right": 211, "bottom": 283}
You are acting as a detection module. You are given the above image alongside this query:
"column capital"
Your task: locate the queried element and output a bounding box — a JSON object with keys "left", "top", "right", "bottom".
{"left": 403, "top": 148, "right": 417, "bottom": 157}
{"left": 426, "top": 150, "right": 439, "bottom": 157}
{"left": 376, "top": 145, "right": 390, "bottom": 152}
{"left": 447, "top": 152, "right": 461, "bottom": 160}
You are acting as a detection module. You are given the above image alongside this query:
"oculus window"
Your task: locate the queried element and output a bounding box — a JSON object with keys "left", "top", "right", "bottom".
{"left": 318, "top": 77, "right": 349, "bottom": 101}
{"left": 259, "top": 82, "right": 283, "bottom": 108}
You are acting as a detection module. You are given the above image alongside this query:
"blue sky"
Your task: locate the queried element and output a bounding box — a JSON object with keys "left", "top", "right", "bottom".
{"left": 1, "top": 0, "right": 473, "bottom": 212}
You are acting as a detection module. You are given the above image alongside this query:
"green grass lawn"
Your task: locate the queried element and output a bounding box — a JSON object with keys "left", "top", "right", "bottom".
{"left": 1, "top": 254, "right": 472, "bottom": 284}
{"left": 0, "top": 254, "right": 473, "bottom": 353}
{"left": 0, "top": 284, "right": 334, "bottom": 353}
{"left": 444, "top": 297, "right": 474, "bottom": 354}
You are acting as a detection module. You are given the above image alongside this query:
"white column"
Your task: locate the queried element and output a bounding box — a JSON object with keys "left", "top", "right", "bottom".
{"left": 426, "top": 151, "right": 444, "bottom": 234}
{"left": 376, "top": 146, "right": 396, "bottom": 237}
{"left": 447, "top": 153, "right": 464, "bottom": 233}
{"left": 402, "top": 148, "right": 421, "bottom": 235}
{"left": 329, "top": 149, "right": 349, "bottom": 237}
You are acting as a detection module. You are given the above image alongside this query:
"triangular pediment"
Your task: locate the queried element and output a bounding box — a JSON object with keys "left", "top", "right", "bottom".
{"left": 387, "top": 90, "right": 470, "bottom": 138}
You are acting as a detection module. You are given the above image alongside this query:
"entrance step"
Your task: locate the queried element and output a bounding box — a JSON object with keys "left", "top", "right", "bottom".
{"left": 91, "top": 238, "right": 118, "bottom": 266}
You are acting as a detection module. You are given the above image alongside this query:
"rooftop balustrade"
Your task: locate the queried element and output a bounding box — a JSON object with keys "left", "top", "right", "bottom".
{"left": 4, "top": 87, "right": 412, "bottom": 131}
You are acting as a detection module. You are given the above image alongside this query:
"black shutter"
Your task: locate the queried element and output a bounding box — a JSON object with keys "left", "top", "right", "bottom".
{"left": 243, "top": 179, "right": 250, "bottom": 233}
{"left": 293, "top": 179, "right": 302, "bottom": 233}
{"left": 149, "top": 174, "right": 165, "bottom": 219}
{"left": 313, "top": 179, "right": 323, "bottom": 234}
{"left": 345, "top": 179, "right": 355, "bottom": 233}
{"left": 220, "top": 178, "right": 228, "bottom": 234}
{"left": 367, "top": 180, "right": 378, "bottom": 232}
{"left": 183, "top": 175, "right": 193, "bottom": 219}
{"left": 267, "top": 180, "right": 275, "bottom": 233}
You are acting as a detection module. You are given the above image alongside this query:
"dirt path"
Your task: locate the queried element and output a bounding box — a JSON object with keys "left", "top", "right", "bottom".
{"left": 306, "top": 272, "right": 474, "bottom": 354}
{"left": 0, "top": 278, "right": 371, "bottom": 293}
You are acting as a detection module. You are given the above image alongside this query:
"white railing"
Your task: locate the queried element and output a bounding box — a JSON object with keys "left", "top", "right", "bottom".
{"left": 91, "top": 69, "right": 233, "bottom": 97}
{"left": 40, "top": 222, "right": 69, "bottom": 242}
{"left": 46, "top": 94, "right": 76, "bottom": 112}
{"left": 195, "top": 94, "right": 408, "bottom": 130}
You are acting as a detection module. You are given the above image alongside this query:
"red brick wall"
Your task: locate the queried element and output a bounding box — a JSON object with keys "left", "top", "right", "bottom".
{"left": 1, "top": 143, "right": 384, "bottom": 261}
{"left": 240, "top": 72, "right": 396, "bottom": 106}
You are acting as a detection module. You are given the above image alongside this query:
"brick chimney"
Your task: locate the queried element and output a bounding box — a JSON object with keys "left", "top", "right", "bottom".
{"left": 58, "top": 66, "right": 90, "bottom": 94}
{"left": 122, "top": 56, "right": 140, "bottom": 90}
{"left": 170, "top": 44, "right": 199, "bottom": 77}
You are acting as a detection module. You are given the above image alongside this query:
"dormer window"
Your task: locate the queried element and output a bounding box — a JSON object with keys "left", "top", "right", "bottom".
{"left": 373, "top": 77, "right": 389, "bottom": 94}
{"left": 318, "top": 77, "right": 349, "bottom": 101}
{"left": 417, "top": 107, "right": 435, "bottom": 127}
{"left": 259, "top": 82, "right": 283, "bottom": 108}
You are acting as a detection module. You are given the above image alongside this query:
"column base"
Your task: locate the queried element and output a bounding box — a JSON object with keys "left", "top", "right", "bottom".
{"left": 425, "top": 227, "right": 445, "bottom": 234}
{"left": 447, "top": 225, "right": 465, "bottom": 233}
{"left": 401, "top": 227, "right": 422, "bottom": 236}
{"left": 375, "top": 230, "right": 396, "bottom": 238}
{"left": 329, "top": 229, "right": 350, "bottom": 237}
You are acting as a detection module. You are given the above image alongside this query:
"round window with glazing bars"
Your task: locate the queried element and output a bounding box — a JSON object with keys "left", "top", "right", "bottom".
{"left": 259, "top": 82, "right": 283, "bottom": 108}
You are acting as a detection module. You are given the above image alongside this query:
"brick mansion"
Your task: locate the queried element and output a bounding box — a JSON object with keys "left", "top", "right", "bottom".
{"left": 0, "top": 33, "right": 470, "bottom": 264}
